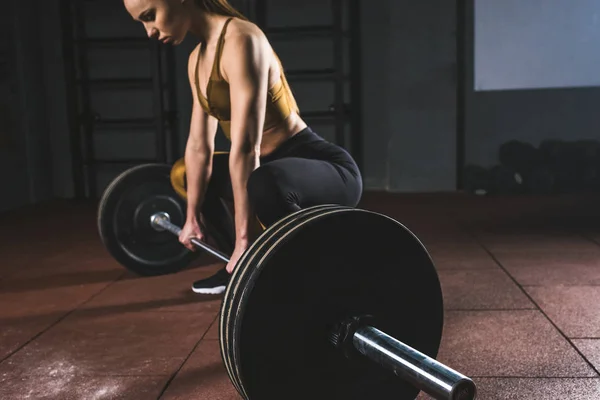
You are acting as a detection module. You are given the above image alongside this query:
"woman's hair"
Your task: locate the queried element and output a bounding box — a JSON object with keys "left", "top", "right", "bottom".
{"left": 196, "top": 0, "right": 300, "bottom": 114}
{"left": 194, "top": 0, "right": 249, "bottom": 20}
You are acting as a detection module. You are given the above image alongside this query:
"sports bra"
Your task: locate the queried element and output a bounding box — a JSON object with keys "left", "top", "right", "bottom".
{"left": 194, "top": 17, "right": 297, "bottom": 140}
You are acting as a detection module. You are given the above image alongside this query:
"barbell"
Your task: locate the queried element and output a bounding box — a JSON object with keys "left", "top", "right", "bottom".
{"left": 97, "top": 163, "right": 235, "bottom": 276}
{"left": 97, "top": 164, "right": 478, "bottom": 400}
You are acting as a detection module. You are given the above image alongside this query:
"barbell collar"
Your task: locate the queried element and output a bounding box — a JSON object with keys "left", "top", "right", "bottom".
{"left": 150, "top": 212, "right": 231, "bottom": 264}
{"left": 352, "top": 325, "right": 477, "bottom": 400}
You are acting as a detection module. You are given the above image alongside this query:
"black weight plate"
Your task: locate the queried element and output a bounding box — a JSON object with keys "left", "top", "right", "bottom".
{"left": 219, "top": 204, "right": 347, "bottom": 395}
{"left": 226, "top": 206, "right": 353, "bottom": 397}
{"left": 97, "top": 164, "right": 198, "bottom": 276}
{"left": 229, "top": 208, "right": 444, "bottom": 400}
{"left": 221, "top": 205, "right": 346, "bottom": 395}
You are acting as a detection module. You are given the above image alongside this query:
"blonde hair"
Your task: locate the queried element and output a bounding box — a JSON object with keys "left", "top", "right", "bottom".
{"left": 194, "top": 0, "right": 248, "bottom": 20}
{"left": 196, "top": 0, "right": 300, "bottom": 114}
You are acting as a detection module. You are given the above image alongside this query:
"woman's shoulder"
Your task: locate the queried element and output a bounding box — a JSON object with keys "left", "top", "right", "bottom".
{"left": 214, "top": 18, "right": 272, "bottom": 73}
{"left": 224, "top": 17, "right": 269, "bottom": 47}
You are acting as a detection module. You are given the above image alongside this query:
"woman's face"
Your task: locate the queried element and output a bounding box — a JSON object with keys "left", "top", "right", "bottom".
{"left": 124, "top": 0, "right": 190, "bottom": 45}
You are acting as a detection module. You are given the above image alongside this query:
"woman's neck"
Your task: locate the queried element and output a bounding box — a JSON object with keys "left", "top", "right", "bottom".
{"left": 188, "top": 9, "right": 230, "bottom": 43}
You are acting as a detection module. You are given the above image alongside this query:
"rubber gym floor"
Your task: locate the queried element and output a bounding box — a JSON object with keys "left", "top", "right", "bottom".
{"left": 1, "top": 191, "right": 599, "bottom": 399}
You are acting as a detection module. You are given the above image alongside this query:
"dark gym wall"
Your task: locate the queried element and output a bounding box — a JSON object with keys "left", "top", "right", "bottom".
{"left": 0, "top": 1, "right": 55, "bottom": 213}
{"left": 2, "top": 0, "right": 600, "bottom": 213}
{"left": 370, "top": 0, "right": 458, "bottom": 192}
{"left": 0, "top": 1, "right": 27, "bottom": 212}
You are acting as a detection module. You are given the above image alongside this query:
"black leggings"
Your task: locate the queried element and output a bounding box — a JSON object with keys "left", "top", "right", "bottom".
{"left": 201, "top": 127, "right": 363, "bottom": 242}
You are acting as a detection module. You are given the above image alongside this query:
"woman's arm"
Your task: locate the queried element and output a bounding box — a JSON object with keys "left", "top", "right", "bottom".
{"left": 185, "top": 45, "right": 219, "bottom": 222}
{"left": 224, "top": 32, "right": 269, "bottom": 246}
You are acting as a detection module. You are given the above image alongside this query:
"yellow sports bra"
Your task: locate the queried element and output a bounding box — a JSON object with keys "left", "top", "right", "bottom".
{"left": 194, "top": 18, "right": 297, "bottom": 140}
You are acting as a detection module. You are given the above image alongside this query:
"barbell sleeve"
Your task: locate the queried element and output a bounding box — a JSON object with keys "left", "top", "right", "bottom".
{"left": 150, "top": 212, "right": 231, "bottom": 264}
{"left": 352, "top": 326, "right": 476, "bottom": 400}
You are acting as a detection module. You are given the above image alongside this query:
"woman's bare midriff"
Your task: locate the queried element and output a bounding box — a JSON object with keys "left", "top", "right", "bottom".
{"left": 258, "top": 112, "right": 307, "bottom": 157}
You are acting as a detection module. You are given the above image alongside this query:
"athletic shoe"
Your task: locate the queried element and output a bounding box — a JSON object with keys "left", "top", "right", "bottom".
{"left": 191, "top": 268, "right": 230, "bottom": 294}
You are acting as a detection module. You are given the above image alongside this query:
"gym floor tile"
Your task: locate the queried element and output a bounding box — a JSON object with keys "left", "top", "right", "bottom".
{"left": 417, "top": 378, "right": 600, "bottom": 400}
{"left": 572, "top": 340, "right": 600, "bottom": 372}
{"left": 500, "top": 261, "right": 600, "bottom": 286}
{"left": 0, "top": 316, "right": 62, "bottom": 361}
{"left": 423, "top": 235, "right": 487, "bottom": 251}
{"left": 159, "top": 340, "right": 241, "bottom": 400}
{"left": 428, "top": 248, "right": 500, "bottom": 270}
{"left": 489, "top": 250, "right": 600, "bottom": 270}
{"left": 0, "top": 372, "right": 169, "bottom": 400}
{"left": 0, "top": 257, "right": 123, "bottom": 295}
{"left": 205, "top": 319, "right": 220, "bottom": 340}
{"left": 437, "top": 269, "right": 534, "bottom": 310}
{"left": 475, "top": 232, "right": 600, "bottom": 254}
{"left": 2, "top": 311, "right": 215, "bottom": 377}
{"left": 0, "top": 281, "right": 112, "bottom": 326}
{"left": 0, "top": 245, "right": 65, "bottom": 279}
{"left": 0, "top": 256, "right": 119, "bottom": 361}
{"left": 475, "top": 224, "right": 585, "bottom": 237}
{"left": 419, "top": 237, "right": 477, "bottom": 251}
{"left": 78, "top": 264, "right": 223, "bottom": 314}
{"left": 433, "top": 310, "right": 596, "bottom": 377}
{"left": 526, "top": 286, "right": 600, "bottom": 338}
{"left": 0, "top": 234, "right": 93, "bottom": 259}
{"left": 0, "top": 237, "right": 110, "bottom": 282}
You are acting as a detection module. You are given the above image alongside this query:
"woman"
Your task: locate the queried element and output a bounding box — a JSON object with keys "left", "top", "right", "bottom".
{"left": 124, "top": 0, "right": 363, "bottom": 294}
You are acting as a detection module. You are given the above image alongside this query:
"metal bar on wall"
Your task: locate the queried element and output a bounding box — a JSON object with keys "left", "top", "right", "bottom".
{"left": 349, "top": 0, "right": 363, "bottom": 170}
{"left": 150, "top": 41, "right": 167, "bottom": 162}
{"left": 331, "top": 0, "right": 345, "bottom": 148}
{"left": 0, "top": 1, "right": 15, "bottom": 151}
{"left": 165, "top": 45, "right": 179, "bottom": 163}
{"left": 456, "top": 0, "right": 466, "bottom": 190}
{"left": 73, "top": 0, "right": 97, "bottom": 198}
{"left": 59, "top": 0, "right": 85, "bottom": 199}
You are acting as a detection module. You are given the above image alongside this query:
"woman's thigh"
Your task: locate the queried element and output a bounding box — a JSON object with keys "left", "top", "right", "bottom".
{"left": 247, "top": 157, "right": 362, "bottom": 226}
{"left": 204, "top": 137, "right": 363, "bottom": 228}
